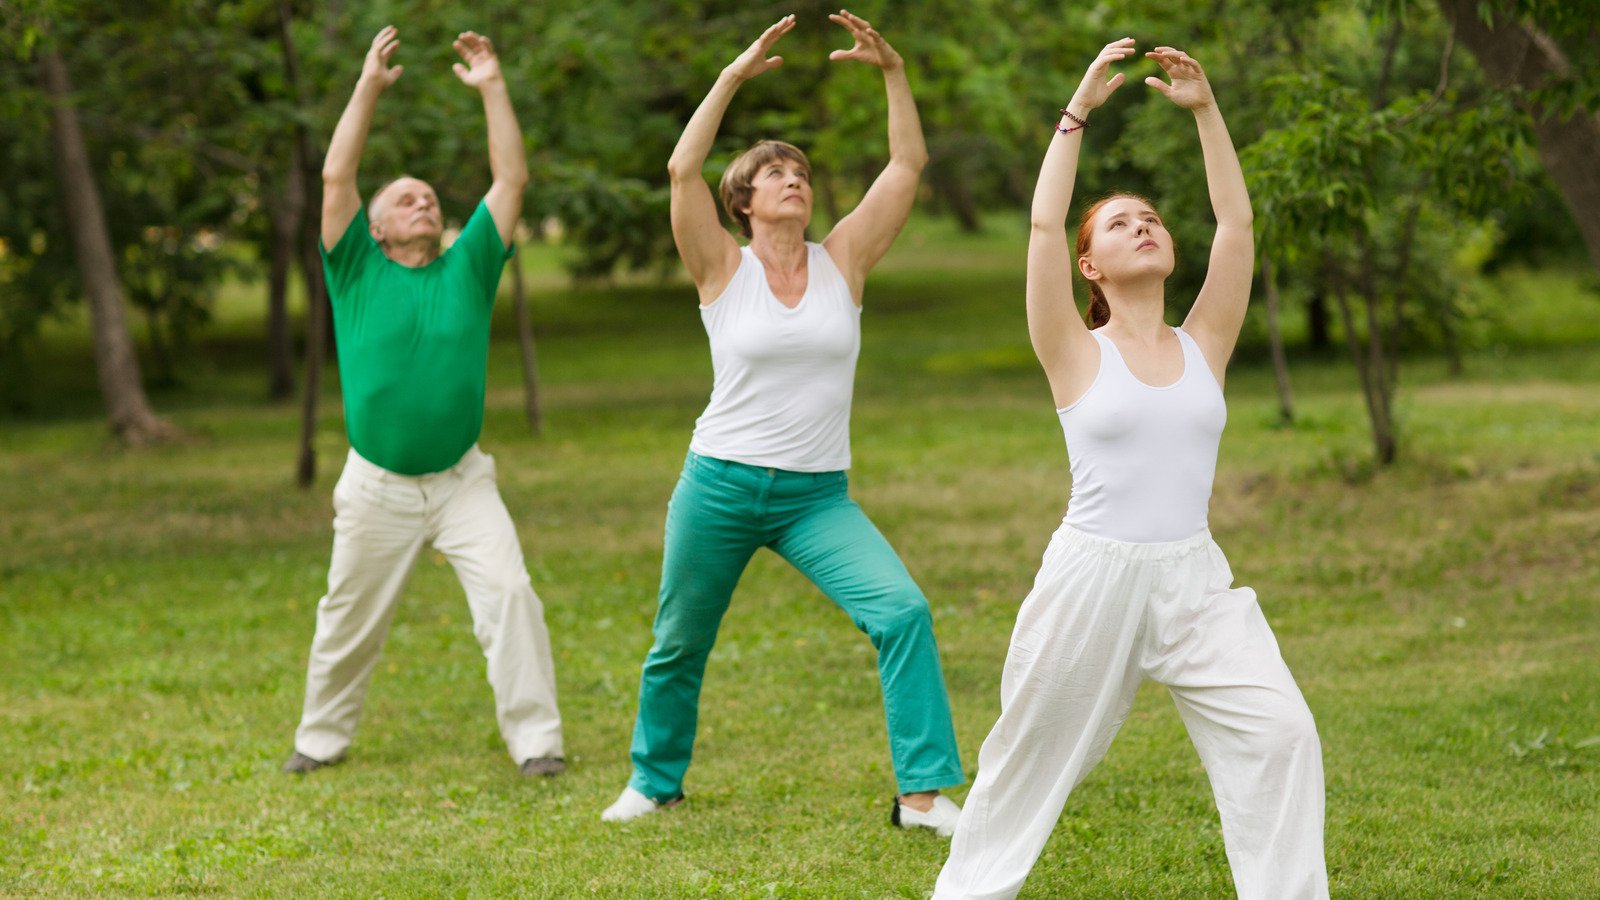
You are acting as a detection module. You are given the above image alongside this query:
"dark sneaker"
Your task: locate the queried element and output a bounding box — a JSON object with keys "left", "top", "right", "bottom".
{"left": 519, "top": 756, "right": 566, "bottom": 778}
{"left": 282, "top": 750, "right": 339, "bottom": 774}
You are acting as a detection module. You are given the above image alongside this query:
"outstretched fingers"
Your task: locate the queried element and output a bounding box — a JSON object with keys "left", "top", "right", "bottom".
{"left": 759, "top": 14, "right": 796, "bottom": 59}
{"left": 367, "top": 25, "right": 402, "bottom": 84}
{"left": 1144, "top": 47, "right": 1212, "bottom": 108}
{"left": 454, "top": 31, "right": 490, "bottom": 62}
{"left": 1073, "top": 37, "right": 1135, "bottom": 110}
{"left": 828, "top": 9, "right": 895, "bottom": 67}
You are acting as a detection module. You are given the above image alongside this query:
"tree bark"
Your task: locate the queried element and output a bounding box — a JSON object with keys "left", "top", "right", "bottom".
{"left": 264, "top": 161, "right": 302, "bottom": 401}
{"left": 1439, "top": 0, "right": 1600, "bottom": 271}
{"left": 279, "top": 0, "right": 329, "bottom": 488}
{"left": 39, "top": 49, "right": 177, "bottom": 446}
{"left": 1261, "top": 254, "right": 1295, "bottom": 424}
{"left": 507, "top": 245, "right": 544, "bottom": 435}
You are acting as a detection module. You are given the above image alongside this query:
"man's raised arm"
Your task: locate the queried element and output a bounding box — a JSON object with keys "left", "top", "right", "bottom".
{"left": 453, "top": 31, "right": 526, "bottom": 249}
{"left": 321, "top": 26, "right": 404, "bottom": 250}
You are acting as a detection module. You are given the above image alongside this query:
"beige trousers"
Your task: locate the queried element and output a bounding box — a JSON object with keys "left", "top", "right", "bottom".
{"left": 292, "top": 446, "right": 563, "bottom": 763}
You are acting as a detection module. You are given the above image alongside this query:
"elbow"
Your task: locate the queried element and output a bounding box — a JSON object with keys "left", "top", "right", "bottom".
{"left": 1029, "top": 216, "right": 1061, "bottom": 236}
{"left": 666, "top": 157, "right": 697, "bottom": 183}
{"left": 895, "top": 150, "right": 929, "bottom": 176}
{"left": 322, "top": 166, "right": 352, "bottom": 187}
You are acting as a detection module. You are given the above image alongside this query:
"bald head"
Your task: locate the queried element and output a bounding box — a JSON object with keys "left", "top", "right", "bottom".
{"left": 367, "top": 176, "right": 443, "bottom": 259}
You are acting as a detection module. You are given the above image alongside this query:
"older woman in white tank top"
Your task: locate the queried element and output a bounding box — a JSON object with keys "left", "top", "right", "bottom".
{"left": 601, "top": 13, "right": 965, "bottom": 835}
{"left": 934, "top": 41, "right": 1327, "bottom": 898}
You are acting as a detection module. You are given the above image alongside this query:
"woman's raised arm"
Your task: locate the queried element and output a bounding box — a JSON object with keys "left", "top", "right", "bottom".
{"left": 1148, "top": 48, "right": 1254, "bottom": 384}
{"left": 821, "top": 11, "right": 926, "bottom": 300}
{"left": 1028, "top": 39, "right": 1133, "bottom": 407}
{"left": 668, "top": 15, "right": 795, "bottom": 301}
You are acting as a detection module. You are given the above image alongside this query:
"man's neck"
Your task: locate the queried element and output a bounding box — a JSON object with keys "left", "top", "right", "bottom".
{"left": 380, "top": 238, "right": 441, "bottom": 268}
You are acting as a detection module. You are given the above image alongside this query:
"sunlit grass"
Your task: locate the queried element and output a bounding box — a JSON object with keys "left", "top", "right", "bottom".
{"left": 3, "top": 216, "right": 1598, "bottom": 896}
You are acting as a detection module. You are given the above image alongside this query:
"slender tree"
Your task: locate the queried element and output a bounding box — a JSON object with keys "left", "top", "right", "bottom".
{"left": 38, "top": 47, "right": 177, "bottom": 445}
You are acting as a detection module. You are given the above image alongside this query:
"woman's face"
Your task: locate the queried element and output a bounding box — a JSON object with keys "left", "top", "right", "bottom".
{"left": 1082, "top": 196, "right": 1175, "bottom": 285}
{"left": 744, "top": 158, "right": 813, "bottom": 232}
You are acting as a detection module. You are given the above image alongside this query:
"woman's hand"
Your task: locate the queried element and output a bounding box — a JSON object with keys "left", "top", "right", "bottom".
{"left": 828, "top": 9, "right": 903, "bottom": 72}
{"left": 725, "top": 15, "right": 796, "bottom": 82}
{"left": 1145, "top": 47, "right": 1216, "bottom": 111}
{"left": 1067, "top": 38, "right": 1135, "bottom": 115}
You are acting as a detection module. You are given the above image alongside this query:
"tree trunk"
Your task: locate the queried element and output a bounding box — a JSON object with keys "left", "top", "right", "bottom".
{"left": 1333, "top": 267, "right": 1397, "bottom": 466}
{"left": 279, "top": 0, "right": 329, "bottom": 488}
{"left": 39, "top": 50, "right": 177, "bottom": 446}
{"left": 1439, "top": 0, "right": 1600, "bottom": 272}
{"left": 265, "top": 162, "right": 302, "bottom": 401}
{"left": 1306, "top": 289, "right": 1331, "bottom": 351}
{"left": 506, "top": 245, "right": 544, "bottom": 435}
{"left": 1261, "top": 255, "right": 1294, "bottom": 424}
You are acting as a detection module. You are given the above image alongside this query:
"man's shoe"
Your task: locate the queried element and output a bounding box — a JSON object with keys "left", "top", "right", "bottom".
{"left": 519, "top": 756, "right": 566, "bottom": 778}
{"left": 891, "top": 794, "right": 962, "bottom": 837}
{"left": 282, "top": 750, "right": 339, "bottom": 774}
{"left": 600, "top": 785, "right": 682, "bottom": 822}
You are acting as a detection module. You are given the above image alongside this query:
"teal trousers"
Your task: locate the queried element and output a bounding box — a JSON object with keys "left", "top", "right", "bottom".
{"left": 627, "top": 452, "right": 964, "bottom": 801}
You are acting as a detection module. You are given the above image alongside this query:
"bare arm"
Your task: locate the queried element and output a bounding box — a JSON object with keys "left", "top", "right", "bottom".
{"left": 1149, "top": 48, "right": 1254, "bottom": 384}
{"left": 321, "top": 26, "right": 403, "bottom": 249}
{"left": 821, "top": 12, "right": 926, "bottom": 300}
{"left": 1029, "top": 39, "right": 1134, "bottom": 407}
{"left": 453, "top": 32, "right": 526, "bottom": 248}
{"left": 669, "top": 15, "right": 795, "bottom": 302}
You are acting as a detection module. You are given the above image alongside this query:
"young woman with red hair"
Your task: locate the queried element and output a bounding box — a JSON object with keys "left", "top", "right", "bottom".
{"left": 933, "top": 39, "right": 1327, "bottom": 899}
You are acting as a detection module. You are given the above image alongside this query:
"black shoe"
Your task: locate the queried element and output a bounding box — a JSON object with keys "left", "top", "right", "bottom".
{"left": 282, "top": 750, "right": 338, "bottom": 774}
{"left": 519, "top": 756, "right": 566, "bottom": 778}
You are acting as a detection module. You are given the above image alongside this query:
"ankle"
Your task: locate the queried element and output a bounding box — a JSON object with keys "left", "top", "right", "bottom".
{"left": 898, "top": 790, "right": 938, "bottom": 813}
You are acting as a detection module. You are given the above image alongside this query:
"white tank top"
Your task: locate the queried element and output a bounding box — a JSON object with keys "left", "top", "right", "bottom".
{"left": 689, "top": 242, "right": 860, "bottom": 472}
{"left": 1059, "top": 326, "right": 1227, "bottom": 543}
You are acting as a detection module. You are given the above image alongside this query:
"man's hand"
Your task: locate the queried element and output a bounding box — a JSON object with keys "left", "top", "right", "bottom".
{"left": 452, "top": 31, "right": 504, "bottom": 90}
{"left": 362, "top": 25, "right": 404, "bottom": 88}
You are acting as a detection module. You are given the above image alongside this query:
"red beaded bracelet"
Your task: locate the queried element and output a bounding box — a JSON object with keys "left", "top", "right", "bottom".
{"left": 1056, "top": 106, "right": 1089, "bottom": 135}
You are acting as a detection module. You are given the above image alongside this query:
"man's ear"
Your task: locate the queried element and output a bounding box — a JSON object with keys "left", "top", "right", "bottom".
{"left": 369, "top": 221, "right": 384, "bottom": 243}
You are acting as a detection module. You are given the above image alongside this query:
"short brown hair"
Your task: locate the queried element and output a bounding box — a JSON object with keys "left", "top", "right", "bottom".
{"left": 719, "top": 141, "right": 810, "bottom": 239}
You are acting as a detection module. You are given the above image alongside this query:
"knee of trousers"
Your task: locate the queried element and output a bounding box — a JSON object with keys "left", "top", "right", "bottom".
{"left": 644, "top": 623, "right": 719, "bottom": 669}
{"left": 1254, "top": 697, "right": 1321, "bottom": 762}
{"left": 862, "top": 590, "right": 935, "bottom": 645}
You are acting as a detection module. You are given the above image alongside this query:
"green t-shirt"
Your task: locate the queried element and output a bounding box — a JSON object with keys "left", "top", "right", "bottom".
{"left": 320, "top": 201, "right": 512, "bottom": 475}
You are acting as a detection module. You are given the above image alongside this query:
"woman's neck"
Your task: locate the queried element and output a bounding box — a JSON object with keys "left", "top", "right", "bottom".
{"left": 1100, "top": 280, "right": 1168, "bottom": 339}
{"left": 748, "top": 224, "right": 808, "bottom": 273}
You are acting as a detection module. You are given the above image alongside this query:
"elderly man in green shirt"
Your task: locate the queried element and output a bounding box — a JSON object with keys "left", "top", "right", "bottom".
{"left": 282, "top": 26, "right": 564, "bottom": 778}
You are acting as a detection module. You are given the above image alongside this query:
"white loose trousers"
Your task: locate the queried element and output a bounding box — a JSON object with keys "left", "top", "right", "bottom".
{"left": 935, "top": 524, "right": 1326, "bottom": 900}
{"left": 293, "top": 446, "right": 563, "bottom": 764}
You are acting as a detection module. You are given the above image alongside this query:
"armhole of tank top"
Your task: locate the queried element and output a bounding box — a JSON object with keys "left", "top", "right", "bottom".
{"left": 1174, "top": 326, "right": 1223, "bottom": 391}
{"left": 700, "top": 247, "right": 752, "bottom": 311}
{"left": 810, "top": 242, "right": 859, "bottom": 312}
{"left": 1055, "top": 331, "right": 1109, "bottom": 414}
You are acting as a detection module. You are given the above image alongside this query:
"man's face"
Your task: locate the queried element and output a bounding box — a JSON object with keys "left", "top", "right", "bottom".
{"left": 369, "top": 177, "right": 443, "bottom": 247}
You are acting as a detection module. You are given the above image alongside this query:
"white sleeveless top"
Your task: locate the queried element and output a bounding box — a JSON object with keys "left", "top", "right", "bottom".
{"left": 1059, "top": 327, "right": 1227, "bottom": 543}
{"left": 689, "top": 242, "right": 860, "bottom": 472}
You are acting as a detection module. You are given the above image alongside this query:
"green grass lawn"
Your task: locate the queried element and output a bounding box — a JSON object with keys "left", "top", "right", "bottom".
{"left": 2, "top": 215, "right": 1598, "bottom": 896}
